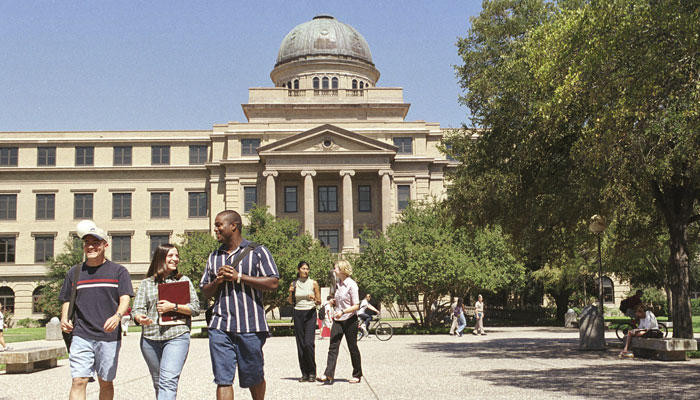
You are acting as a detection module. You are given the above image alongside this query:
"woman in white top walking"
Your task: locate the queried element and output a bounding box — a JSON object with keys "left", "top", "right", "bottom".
{"left": 318, "top": 260, "right": 362, "bottom": 384}
{"left": 474, "top": 295, "right": 485, "bottom": 335}
{"left": 287, "top": 261, "right": 321, "bottom": 382}
{"left": 0, "top": 304, "right": 9, "bottom": 351}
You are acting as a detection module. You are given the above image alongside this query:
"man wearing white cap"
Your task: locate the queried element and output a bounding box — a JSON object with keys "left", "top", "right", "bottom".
{"left": 59, "top": 220, "right": 134, "bottom": 400}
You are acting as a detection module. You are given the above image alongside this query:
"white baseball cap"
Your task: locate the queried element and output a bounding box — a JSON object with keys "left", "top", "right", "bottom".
{"left": 76, "top": 220, "right": 107, "bottom": 242}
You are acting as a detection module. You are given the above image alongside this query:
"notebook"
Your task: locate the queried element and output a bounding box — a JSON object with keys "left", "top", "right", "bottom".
{"left": 157, "top": 280, "right": 190, "bottom": 326}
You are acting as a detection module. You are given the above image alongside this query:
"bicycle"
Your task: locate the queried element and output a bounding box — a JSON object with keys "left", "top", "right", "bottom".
{"left": 615, "top": 318, "right": 668, "bottom": 341}
{"left": 357, "top": 316, "right": 393, "bottom": 341}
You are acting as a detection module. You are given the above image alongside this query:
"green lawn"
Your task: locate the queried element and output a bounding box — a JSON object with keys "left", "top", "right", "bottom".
{"left": 2, "top": 327, "right": 47, "bottom": 343}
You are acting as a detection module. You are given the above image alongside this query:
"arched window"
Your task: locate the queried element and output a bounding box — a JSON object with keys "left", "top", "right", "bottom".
{"left": 287, "top": 81, "right": 292, "bottom": 89}
{"left": 352, "top": 79, "right": 358, "bottom": 89}
{"left": 359, "top": 81, "right": 364, "bottom": 89}
{"left": 600, "top": 276, "right": 614, "bottom": 303}
{"left": 0, "top": 286, "right": 14, "bottom": 314}
{"left": 331, "top": 77, "right": 338, "bottom": 89}
{"left": 366, "top": 82, "right": 370, "bottom": 88}
{"left": 32, "top": 286, "right": 44, "bottom": 313}
{"left": 313, "top": 77, "right": 320, "bottom": 89}
{"left": 293, "top": 80, "right": 299, "bottom": 89}
{"left": 322, "top": 77, "right": 329, "bottom": 89}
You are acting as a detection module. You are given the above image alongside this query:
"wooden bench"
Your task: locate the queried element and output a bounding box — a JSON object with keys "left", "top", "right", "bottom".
{"left": 630, "top": 337, "right": 697, "bottom": 361}
{"left": 0, "top": 346, "right": 67, "bottom": 373}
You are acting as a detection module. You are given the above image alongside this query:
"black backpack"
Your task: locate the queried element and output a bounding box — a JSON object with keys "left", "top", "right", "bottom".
{"left": 318, "top": 304, "right": 326, "bottom": 321}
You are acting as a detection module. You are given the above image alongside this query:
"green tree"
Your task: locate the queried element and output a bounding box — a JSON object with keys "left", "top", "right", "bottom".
{"left": 36, "top": 237, "right": 83, "bottom": 318}
{"left": 450, "top": 0, "right": 700, "bottom": 337}
{"left": 176, "top": 207, "right": 335, "bottom": 314}
{"left": 244, "top": 206, "right": 335, "bottom": 313}
{"left": 353, "top": 201, "right": 524, "bottom": 327}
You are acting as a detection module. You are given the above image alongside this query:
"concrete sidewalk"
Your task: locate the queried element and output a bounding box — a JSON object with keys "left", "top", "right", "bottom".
{"left": 1, "top": 327, "right": 696, "bottom": 399}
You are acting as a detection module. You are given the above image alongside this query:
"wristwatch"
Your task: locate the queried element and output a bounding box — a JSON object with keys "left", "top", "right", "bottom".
{"left": 174, "top": 304, "right": 179, "bottom": 312}
{"left": 116, "top": 312, "right": 123, "bottom": 319}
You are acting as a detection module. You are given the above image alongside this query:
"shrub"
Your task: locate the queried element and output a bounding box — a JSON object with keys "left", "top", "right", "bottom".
{"left": 691, "top": 298, "right": 700, "bottom": 315}
{"left": 15, "top": 318, "right": 41, "bottom": 328}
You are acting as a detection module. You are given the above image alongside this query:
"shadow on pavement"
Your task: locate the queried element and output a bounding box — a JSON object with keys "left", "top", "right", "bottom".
{"left": 468, "top": 364, "right": 700, "bottom": 399}
{"left": 412, "top": 338, "right": 618, "bottom": 360}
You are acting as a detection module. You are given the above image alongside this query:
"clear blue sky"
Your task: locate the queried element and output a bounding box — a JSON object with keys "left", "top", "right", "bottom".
{"left": 0, "top": 1, "right": 481, "bottom": 131}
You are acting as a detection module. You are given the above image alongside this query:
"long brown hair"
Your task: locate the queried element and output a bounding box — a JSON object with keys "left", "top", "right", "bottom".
{"left": 146, "top": 244, "right": 182, "bottom": 282}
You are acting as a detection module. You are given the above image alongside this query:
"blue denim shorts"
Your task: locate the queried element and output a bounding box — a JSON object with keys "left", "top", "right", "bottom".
{"left": 208, "top": 329, "right": 267, "bottom": 388}
{"left": 69, "top": 335, "right": 121, "bottom": 381}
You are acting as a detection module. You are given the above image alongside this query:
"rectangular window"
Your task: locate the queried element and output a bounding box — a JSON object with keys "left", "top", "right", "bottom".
{"left": 150, "top": 234, "right": 170, "bottom": 257}
{"left": 37, "top": 147, "right": 56, "bottom": 166}
{"left": 358, "top": 185, "right": 371, "bottom": 212}
{"left": 74, "top": 193, "right": 94, "bottom": 219}
{"left": 188, "top": 192, "right": 208, "bottom": 218}
{"left": 318, "top": 186, "right": 338, "bottom": 212}
{"left": 113, "top": 146, "right": 132, "bottom": 166}
{"left": 244, "top": 187, "right": 257, "bottom": 213}
{"left": 0, "top": 147, "right": 19, "bottom": 166}
{"left": 0, "top": 237, "right": 16, "bottom": 263}
{"left": 75, "top": 146, "right": 94, "bottom": 166}
{"left": 393, "top": 137, "right": 413, "bottom": 155}
{"left": 34, "top": 235, "right": 54, "bottom": 263}
{"left": 189, "top": 145, "right": 207, "bottom": 165}
{"left": 112, "top": 193, "right": 132, "bottom": 219}
{"left": 36, "top": 194, "right": 55, "bottom": 220}
{"left": 0, "top": 194, "right": 17, "bottom": 220}
{"left": 284, "top": 186, "right": 297, "bottom": 213}
{"left": 111, "top": 235, "right": 131, "bottom": 262}
{"left": 151, "top": 145, "right": 170, "bottom": 165}
{"left": 397, "top": 185, "right": 410, "bottom": 211}
{"left": 151, "top": 193, "right": 170, "bottom": 218}
{"left": 318, "top": 229, "right": 339, "bottom": 253}
{"left": 241, "top": 139, "right": 261, "bottom": 156}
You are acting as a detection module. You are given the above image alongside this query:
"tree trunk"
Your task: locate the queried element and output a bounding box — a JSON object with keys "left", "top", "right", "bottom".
{"left": 553, "top": 290, "right": 572, "bottom": 323}
{"left": 651, "top": 181, "right": 695, "bottom": 338}
{"left": 667, "top": 220, "right": 693, "bottom": 338}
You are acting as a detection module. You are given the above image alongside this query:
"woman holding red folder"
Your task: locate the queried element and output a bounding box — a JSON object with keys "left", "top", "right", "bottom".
{"left": 133, "top": 244, "right": 200, "bottom": 400}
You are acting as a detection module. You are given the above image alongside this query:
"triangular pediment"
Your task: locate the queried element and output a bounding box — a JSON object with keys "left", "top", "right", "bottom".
{"left": 257, "top": 124, "right": 397, "bottom": 156}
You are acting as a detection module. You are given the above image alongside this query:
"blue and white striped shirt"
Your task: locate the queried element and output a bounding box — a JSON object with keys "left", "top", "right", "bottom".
{"left": 199, "top": 239, "right": 279, "bottom": 333}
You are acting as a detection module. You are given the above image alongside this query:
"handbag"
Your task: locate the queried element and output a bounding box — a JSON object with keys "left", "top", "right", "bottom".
{"left": 62, "top": 265, "right": 81, "bottom": 352}
{"left": 205, "top": 242, "right": 259, "bottom": 325}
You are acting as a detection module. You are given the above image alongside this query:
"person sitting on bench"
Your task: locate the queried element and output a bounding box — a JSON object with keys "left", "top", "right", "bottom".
{"left": 620, "top": 304, "right": 661, "bottom": 358}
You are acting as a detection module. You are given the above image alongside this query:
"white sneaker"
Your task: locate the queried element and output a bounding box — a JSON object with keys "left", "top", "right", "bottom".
{"left": 3, "top": 345, "right": 11, "bottom": 351}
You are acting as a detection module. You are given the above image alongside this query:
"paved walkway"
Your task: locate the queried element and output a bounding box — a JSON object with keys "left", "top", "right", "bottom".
{"left": 1, "top": 327, "right": 698, "bottom": 399}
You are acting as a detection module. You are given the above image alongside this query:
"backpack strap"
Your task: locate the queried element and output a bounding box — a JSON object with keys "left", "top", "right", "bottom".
{"left": 66, "top": 265, "right": 81, "bottom": 322}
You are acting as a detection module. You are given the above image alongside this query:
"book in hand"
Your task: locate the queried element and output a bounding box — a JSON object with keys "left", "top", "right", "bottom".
{"left": 157, "top": 281, "right": 190, "bottom": 326}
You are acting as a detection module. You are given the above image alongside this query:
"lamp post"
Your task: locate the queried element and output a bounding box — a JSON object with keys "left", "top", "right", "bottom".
{"left": 588, "top": 214, "right": 607, "bottom": 314}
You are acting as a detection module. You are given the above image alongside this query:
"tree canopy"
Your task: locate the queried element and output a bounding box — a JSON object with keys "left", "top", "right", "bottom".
{"left": 448, "top": 0, "right": 700, "bottom": 336}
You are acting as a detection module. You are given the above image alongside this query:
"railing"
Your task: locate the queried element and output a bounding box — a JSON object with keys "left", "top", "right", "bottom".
{"left": 345, "top": 89, "right": 364, "bottom": 97}
{"left": 287, "top": 89, "right": 306, "bottom": 97}
{"left": 313, "top": 89, "right": 338, "bottom": 96}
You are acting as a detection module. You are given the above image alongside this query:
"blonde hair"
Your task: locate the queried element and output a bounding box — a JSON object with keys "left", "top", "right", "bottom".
{"left": 335, "top": 259, "right": 353, "bottom": 277}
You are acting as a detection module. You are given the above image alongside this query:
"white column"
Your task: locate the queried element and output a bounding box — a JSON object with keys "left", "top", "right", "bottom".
{"left": 379, "top": 169, "right": 393, "bottom": 233}
{"left": 340, "top": 170, "right": 355, "bottom": 252}
{"left": 301, "top": 170, "right": 316, "bottom": 236}
{"left": 263, "top": 170, "right": 278, "bottom": 216}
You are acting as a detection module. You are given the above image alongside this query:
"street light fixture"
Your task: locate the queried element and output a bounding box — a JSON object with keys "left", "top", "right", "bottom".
{"left": 588, "top": 215, "right": 606, "bottom": 315}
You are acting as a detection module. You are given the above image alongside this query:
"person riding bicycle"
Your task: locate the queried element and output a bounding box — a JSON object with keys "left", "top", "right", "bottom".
{"left": 357, "top": 294, "right": 379, "bottom": 338}
{"left": 619, "top": 290, "right": 644, "bottom": 320}
{"left": 619, "top": 304, "right": 661, "bottom": 358}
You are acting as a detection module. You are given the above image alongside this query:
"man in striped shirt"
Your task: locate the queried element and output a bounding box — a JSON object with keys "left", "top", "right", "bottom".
{"left": 200, "top": 210, "right": 279, "bottom": 400}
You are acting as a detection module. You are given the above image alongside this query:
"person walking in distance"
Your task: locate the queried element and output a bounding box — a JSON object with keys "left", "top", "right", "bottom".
{"left": 451, "top": 298, "right": 467, "bottom": 337}
{"left": 0, "top": 304, "right": 10, "bottom": 351}
{"left": 474, "top": 295, "right": 486, "bottom": 335}
{"left": 120, "top": 306, "right": 131, "bottom": 337}
{"left": 319, "top": 296, "right": 333, "bottom": 340}
{"left": 287, "top": 261, "right": 321, "bottom": 382}
{"left": 133, "top": 244, "right": 200, "bottom": 399}
{"left": 318, "top": 260, "right": 362, "bottom": 385}
{"left": 59, "top": 221, "right": 134, "bottom": 400}
{"left": 200, "top": 210, "right": 279, "bottom": 400}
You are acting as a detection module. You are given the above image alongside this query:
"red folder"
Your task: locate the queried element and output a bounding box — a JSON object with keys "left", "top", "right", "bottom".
{"left": 157, "top": 281, "right": 190, "bottom": 326}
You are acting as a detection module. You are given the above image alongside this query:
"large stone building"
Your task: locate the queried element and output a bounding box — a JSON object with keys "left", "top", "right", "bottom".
{"left": 0, "top": 15, "right": 457, "bottom": 318}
